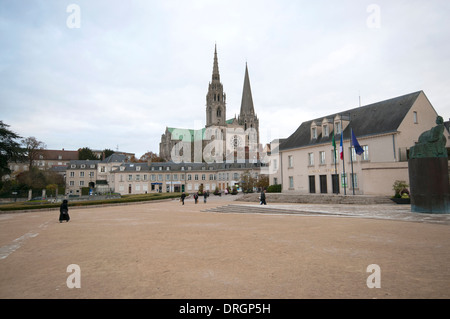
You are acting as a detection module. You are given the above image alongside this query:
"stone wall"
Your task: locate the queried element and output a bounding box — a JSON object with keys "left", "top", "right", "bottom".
{"left": 240, "top": 192, "right": 393, "bottom": 205}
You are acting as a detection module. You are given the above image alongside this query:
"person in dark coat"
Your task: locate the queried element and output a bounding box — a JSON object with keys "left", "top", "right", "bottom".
{"left": 181, "top": 192, "right": 186, "bottom": 205}
{"left": 59, "top": 199, "right": 70, "bottom": 222}
{"left": 194, "top": 192, "right": 198, "bottom": 204}
{"left": 260, "top": 189, "right": 267, "bottom": 205}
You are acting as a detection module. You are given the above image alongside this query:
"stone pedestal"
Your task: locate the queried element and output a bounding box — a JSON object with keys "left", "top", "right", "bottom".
{"left": 408, "top": 157, "right": 450, "bottom": 214}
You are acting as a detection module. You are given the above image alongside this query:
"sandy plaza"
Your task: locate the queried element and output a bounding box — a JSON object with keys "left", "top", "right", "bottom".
{"left": 0, "top": 194, "right": 449, "bottom": 301}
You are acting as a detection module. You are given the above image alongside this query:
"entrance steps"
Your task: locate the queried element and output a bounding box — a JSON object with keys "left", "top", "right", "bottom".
{"left": 205, "top": 204, "right": 333, "bottom": 216}
{"left": 238, "top": 193, "right": 393, "bottom": 205}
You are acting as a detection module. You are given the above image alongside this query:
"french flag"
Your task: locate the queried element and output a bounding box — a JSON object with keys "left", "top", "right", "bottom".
{"left": 339, "top": 133, "right": 344, "bottom": 160}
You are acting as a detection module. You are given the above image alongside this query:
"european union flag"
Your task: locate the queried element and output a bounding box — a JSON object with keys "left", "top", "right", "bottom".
{"left": 351, "top": 129, "right": 364, "bottom": 155}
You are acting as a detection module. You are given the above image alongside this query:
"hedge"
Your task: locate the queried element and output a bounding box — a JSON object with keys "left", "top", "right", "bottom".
{"left": 266, "top": 184, "right": 282, "bottom": 193}
{"left": 0, "top": 193, "right": 182, "bottom": 212}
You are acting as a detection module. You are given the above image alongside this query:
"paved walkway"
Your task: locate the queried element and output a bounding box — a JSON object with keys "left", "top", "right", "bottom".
{"left": 0, "top": 194, "right": 449, "bottom": 299}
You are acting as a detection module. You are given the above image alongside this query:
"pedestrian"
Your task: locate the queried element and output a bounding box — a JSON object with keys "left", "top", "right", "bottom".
{"left": 194, "top": 192, "right": 198, "bottom": 204}
{"left": 59, "top": 199, "right": 70, "bottom": 223}
{"left": 203, "top": 191, "right": 208, "bottom": 203}
{"left": 181, "top": 192, "right": 186, "bottom": 205}
{"left": 260, "top": 189, "right": 267, "bottom": 205}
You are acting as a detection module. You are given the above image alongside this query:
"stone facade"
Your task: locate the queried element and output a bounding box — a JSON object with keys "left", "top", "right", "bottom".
{"left": 112, "top": 161, "right": 262, "bottom": 195}
{"left": 272, "top": 91, "right": 450, "bottom": 196}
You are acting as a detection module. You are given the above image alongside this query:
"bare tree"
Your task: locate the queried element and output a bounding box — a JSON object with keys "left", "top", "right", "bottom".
{"left": 21, "top": 137, "right": 46, "bottom": 171}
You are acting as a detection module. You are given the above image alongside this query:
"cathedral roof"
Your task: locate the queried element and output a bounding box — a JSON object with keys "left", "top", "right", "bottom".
{"left": 167, "top": 127, "right": 206, "bottom": 141}
{"left": 280, "top": 91, "right": 424, "bottom": 151}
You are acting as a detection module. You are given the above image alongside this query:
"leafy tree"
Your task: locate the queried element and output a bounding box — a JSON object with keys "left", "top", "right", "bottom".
{"left": 103, "top": 149, "right": 115, "bottom": 159}
{"left": 16, "top": 167, "right": 46, "bottom": 190}
{"left": 139, "top": 151, "right": 165, "bottom": 162}
{"left": 21, "top": 136, "right": 46, "bottom": 171}
{"left": 78, "top": 147, "right": 98, "bottom": 160}
{"left": 240, "top": 170, "right": 256, "bottom": 192}
{"left": 0, "top": 121, "right": 25, "bottom": 178}
{"left": 256, "top": 174, "right": 269, "bottom": 190}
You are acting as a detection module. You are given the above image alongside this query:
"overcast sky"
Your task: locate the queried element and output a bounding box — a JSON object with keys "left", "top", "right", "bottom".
{"left": 1, "top": 0, "right": 449, "bottom": 158}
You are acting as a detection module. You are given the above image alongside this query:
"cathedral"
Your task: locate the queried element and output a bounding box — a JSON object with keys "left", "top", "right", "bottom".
{"left": 159, "top": 45, "right": 260, "bottom": 163}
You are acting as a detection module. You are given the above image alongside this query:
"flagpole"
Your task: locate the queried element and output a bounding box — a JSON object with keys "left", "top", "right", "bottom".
{"left": 332, "top": 125, "right": 338, "bottom": 194}
{"left": 350, "top": 128, "right": 355, "bottom": 196}
{"left": 341, "top": 116, "right": 346, "bottom": 195}
{"left": 348, "top": 113, "right": 356, "bottom": 195}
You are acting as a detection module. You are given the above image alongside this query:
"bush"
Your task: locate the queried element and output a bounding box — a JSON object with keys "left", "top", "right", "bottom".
{"left": 266, "top": 184, "right": 282, "bottom": 193}
{"left": 392, "top": 180, "right": 409, "bottom": 197}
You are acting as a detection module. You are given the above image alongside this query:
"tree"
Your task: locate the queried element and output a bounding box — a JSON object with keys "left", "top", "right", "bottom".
{"left": 78, "top": 147, "right": 98, "bottom": 160}
{"left": 103, "top": 149, "right": 115, "bottom": 159}
{"left": 21, "top": 136, "right": 46, "bottom": 171}
{"left": 256, "top": 174, "right": 269, "bottom": 190}
{"left": 0, "top": 121, "right": 24, "bottom": 178}
{"left": 240, "top": 170, "right": 256, "bottom": 193}
{"left": 139, "top": 151, "right": 165, "bottom": 162}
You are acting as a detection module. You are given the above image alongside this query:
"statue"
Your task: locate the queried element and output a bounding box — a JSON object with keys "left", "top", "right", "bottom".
{"left": 409, "top": 116, "right": 448, "bottom": 159}
{"left": 408, "top": 115, "right": 449, "bottom": 214}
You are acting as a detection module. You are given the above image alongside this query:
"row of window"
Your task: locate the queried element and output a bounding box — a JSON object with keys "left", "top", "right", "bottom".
{"left": 287, "top": 173, "right": 358, "bottom": 192}
{"left": 69, "top": 171, "right": 95, "bottom": 178}
{"left": 117, "top": 172, "right": 245, "bottom": 182}
{"left": 287, "top": 146, "right": 370, "bottom": 168}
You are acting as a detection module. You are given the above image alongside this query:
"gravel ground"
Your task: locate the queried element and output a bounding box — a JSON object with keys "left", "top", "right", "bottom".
{"left": 0, "top": 195, "right": 449, "bottom": 299}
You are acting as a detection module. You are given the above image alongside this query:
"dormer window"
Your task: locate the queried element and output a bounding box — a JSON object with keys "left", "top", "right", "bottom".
{"left": 310, "top": 120, "right": 321, "bottom": 140}
{"left": 334, "top": 121, "right": 342, "bottom": 135}
{"left": 323, "top": 124, "right": 329, "bottom": 137}
{"left": 136, "top": 166, "right": 141, "bottom": 171}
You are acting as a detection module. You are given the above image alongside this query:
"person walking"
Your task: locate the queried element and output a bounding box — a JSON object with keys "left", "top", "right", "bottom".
{"left": 260, "top": 189, "right": 267, "bottom": 205}
{"left": 203, "top": 191, "right": 209, "bottom": 203}
{"left": 181, "top": 192, "right": 186, "bottom": 205}
{"left": 59, "top": 199, "right": 70, "bottom": 222}
{"left": 194, "top": 192, "right": 198, "bottom": 204}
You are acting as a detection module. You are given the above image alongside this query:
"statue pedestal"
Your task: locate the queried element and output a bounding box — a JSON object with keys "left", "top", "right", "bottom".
{"left": 408, "top": 157, "right": 450, "bottom": 214}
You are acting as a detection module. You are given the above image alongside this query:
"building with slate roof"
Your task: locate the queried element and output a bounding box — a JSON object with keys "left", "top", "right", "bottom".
{"left": 159, "top": 45, "right": 260, "bottom": 163}
{"left": 273, "top": 91, "right": 450, "bottom": 196}
{"left": 66, "top": 160, "right": 101, "bottom": 196}
{"left": 112, "top": 161, "right": 262, "bottom": 195}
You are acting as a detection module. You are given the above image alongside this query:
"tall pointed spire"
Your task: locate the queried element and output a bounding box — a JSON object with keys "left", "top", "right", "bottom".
{"left": 238, "top": 62, "right": 259, "bottom": 144}
{"left": 240, "top": 63, "right": 255, "bottom": 116}
{"left": 212, "top": 43, "right": 220, "bottom": 82}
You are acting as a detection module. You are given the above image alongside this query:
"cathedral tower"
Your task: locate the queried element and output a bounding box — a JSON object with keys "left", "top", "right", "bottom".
{"left": 206, "top": 45, "right": 227, "bottom": 127}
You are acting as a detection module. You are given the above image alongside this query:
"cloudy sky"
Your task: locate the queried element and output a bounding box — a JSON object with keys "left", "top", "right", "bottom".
{"left": 1, "top": 0, "right": 449, "bottom": 158}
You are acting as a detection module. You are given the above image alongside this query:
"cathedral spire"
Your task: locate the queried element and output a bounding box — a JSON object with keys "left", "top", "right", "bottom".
{"left": 212, "top": 44, "right": 220, "bottom": 82}
{"left": 240, "top": 63, "right": 255, "bottom": 116}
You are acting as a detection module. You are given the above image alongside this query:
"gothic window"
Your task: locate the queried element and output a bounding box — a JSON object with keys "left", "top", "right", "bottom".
{"left": 217, "top": 107, "right": 221, "bottom": 117}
